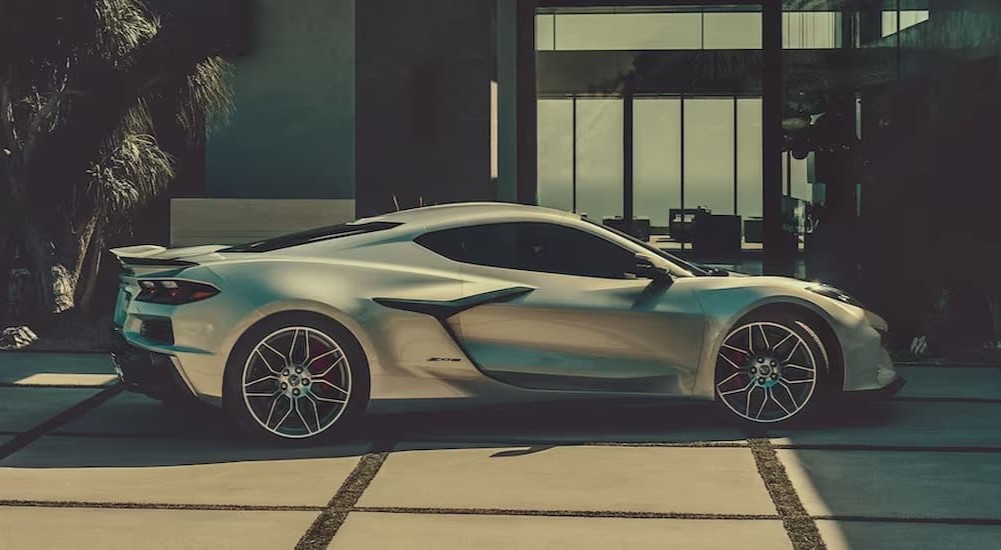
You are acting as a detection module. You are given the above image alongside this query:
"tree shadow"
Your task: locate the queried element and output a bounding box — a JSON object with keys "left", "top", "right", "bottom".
{"left": 1, "top": 388, "right": 934, "bottom": 471}
{"left": 4, "top": 396, "right": 759, "bottom": 469}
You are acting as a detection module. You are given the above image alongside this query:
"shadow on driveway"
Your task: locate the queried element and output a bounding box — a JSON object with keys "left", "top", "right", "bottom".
{"left": 1, "top": 389, "right": 913, "bottom": 470}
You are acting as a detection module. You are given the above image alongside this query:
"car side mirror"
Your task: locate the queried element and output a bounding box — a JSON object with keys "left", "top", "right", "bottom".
{"left": 630, "top": 254, "right": 672, "bottom": 284}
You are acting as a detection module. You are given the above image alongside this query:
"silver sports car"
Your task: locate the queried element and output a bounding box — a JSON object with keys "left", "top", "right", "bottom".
{"left": 110, "top": 202, "right": 903, "bottom": 442}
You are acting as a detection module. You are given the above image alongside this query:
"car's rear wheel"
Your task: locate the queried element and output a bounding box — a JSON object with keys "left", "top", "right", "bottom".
{"left": 714, "top": 312, "right": 829, "bottom": 426}
{"left": 223, "top": 314, "right": 369, "bottom": 443}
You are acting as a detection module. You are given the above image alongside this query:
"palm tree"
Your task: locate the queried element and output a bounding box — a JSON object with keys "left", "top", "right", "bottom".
{"left": 0, "top": 0, "right": 234, "bottom": 346}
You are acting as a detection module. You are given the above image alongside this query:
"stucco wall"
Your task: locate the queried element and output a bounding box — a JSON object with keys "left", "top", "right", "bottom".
{"left": 170, "top": 198, "right": 355, "bottom": 246}
{"left": 205, "top": 0, "right": 355, "bottom": 201}
{"left": 354, "top": 0, "right": 496, "bottom": 217}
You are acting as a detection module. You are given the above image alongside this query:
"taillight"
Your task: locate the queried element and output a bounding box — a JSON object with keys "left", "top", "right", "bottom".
{"left": 135, "top": 280, "right": 219, "bottom": 305}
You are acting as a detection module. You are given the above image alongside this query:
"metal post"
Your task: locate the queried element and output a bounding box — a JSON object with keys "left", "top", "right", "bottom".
{"left": 515, "top": 0, "right": 537, "bottom": 205}
{"left": 572, "top": 95, "right": 577, "bottom": 213}
{"left": 623, "top": 93, "right": 634, "bottom": 232}
{"left": 733, "top": 96, "right": 738, "bottom": 215}
{"left": 786, "top": 151, "right": 792, "bottom": 196}
{"left": 680, "top": 94, "right": 686, "bottom": 251}
{"left": 762, "top": 0, "right": 786, "bottom": 274}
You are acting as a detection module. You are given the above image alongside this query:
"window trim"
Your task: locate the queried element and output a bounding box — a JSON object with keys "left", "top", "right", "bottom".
{"left": 220, "top": 221, "right": 403, "bottom": 253}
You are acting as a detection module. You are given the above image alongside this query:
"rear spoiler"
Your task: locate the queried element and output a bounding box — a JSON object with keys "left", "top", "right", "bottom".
{"left": 109, "top": 245, "right": 198, "bottom": 272}
{"left": 110, "top": 245, "right": 168, "bottom": 258}
{"left": 116, "top": 257, "right": 199, "bottom": 268}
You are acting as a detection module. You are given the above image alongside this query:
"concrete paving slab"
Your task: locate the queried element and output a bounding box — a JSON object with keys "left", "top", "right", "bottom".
{"left": 359, "top": 445, "right": 775, "bottom": 515}
{"left": 12, "top": 372, "right": 117, "bottom": 387}
{"left": 0, "top": 506, "right": 317, "bottom": 550}
{"left": 817, "top": 520, "right": 1001, "bottom": 550}
{"left": 778, "top": 450, "right": 1001, "bottom": 519}
{"left": 896, "top": 366, "right": 1001, "bottom": 400}
{"left": 0, "top": 353, "right": 115, "bottom": 384}
{"left": 0, "top": 387, "right": 100, "bottom": 432}
{"left": 0, "top": 436, "right": 366, "bottom": 507}
{"left": 771, "top": 401, "right": 1001, "bottom": 448}
{"left": 54, "top": 391, "right": 230, "bottom": 438}
{"left": 367, "top": 400, "right": 746, "bottom": 446}
{"left": 333, "top": 513, "right": 792, "bottom": 550}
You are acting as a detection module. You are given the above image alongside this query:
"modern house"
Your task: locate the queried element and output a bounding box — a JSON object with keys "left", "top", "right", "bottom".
{"left": 158, "top": 0, "right": 1001, "bottom": 342}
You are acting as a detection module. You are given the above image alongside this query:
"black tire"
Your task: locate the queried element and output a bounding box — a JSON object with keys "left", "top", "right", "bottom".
{"left": 713, "top": 310, "right": 830, "bottom": 428}
{"left": 223, "top": 312, "right": 370, "bottom": 444}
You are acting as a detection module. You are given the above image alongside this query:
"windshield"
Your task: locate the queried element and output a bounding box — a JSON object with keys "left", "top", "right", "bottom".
{"left": 220, "top": 221, "right": 402, "bottom": 253}
{"left": 583, "top": 219, "right": 707, "bottom": 276}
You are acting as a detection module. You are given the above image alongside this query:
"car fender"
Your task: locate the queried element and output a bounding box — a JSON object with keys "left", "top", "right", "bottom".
{"left": 691, "top": 289, "right": 861, "bottom": 399}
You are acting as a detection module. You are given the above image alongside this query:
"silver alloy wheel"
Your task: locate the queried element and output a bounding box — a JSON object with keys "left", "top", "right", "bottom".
{"left": 241, "top": 326, "right": 352, "bottom": 439}
{"left": 715, "top": 321, "right": 818, "bottom": 423}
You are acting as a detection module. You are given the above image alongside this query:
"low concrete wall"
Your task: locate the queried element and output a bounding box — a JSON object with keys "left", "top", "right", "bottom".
{"left": 170, "top": 198, "right": 356, "bottom": 247}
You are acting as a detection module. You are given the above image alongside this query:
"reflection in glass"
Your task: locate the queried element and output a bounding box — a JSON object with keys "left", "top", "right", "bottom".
{"left": 549, "top": 13, "right": 702, "bottom": 51}
{"left": 882, "top": 10, "right": 929, "bottom": 37}
{"left": 536, "top": 9, "right": 856, "bottom": 51}
{"left": 684, "top": 99, "right": 734, "bottom": 215}
{"left": 535, "top": 9, "right": 882, "bottom": 51}
{"left": 785, "top": 152, "right": 812, "bottom": 202}
{"left": 783, "top": 11, "right": 841, "bottom": 49}
{"left": 537, "top": 99, "right": 573, "bottom": 212}
{"left": 576, "top": 99, "right": 623, "bottom": 221}
{"left": 704, "top": 12, "right": 762, "bottom": 49}
{"left": 737, "top": 98, "right": 763, "bottom": 221}
{"left": 633, "top": 98, "right": 682, "bottom": 227}
{"left": 536, "top": 13, "right": 556, "bottom": 51}
{"left": 538, "top": 97, "right": 765, "bottom": 241}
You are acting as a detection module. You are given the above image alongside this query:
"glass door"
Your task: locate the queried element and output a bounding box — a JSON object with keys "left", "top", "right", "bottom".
{"left": 537, "top": 96, "right": 623, "bottom": 223}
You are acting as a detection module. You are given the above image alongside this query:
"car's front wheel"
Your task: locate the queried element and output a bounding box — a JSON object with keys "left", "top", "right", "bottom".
{"left": 223, "top": 313, "right": 369, "bottom": 443}
{"left": 714, "top": 312, "right": 828, "bottom": 426}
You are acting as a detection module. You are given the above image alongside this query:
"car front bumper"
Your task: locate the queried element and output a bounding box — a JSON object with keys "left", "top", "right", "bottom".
{"left": 842, "top": 373, "right": 906, "bottom": 399}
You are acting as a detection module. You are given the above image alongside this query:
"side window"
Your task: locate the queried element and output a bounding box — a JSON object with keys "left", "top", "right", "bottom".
{"left": 415, "top": 224, "right": 520, "bottom": 270}
{"left": 417, "top": 222, "right": 633, "bottom": 279}
{"left": 519, "top": 223, "right": 634, "bottom": 279}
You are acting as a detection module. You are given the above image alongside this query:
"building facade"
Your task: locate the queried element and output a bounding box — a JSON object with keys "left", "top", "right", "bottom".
{"left": 168, "top": 0, "right": 1001, "bottom": 348}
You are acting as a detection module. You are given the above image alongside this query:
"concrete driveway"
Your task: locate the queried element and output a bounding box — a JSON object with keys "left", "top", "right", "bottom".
{"left": 1, "top": 353, "right": 1000, "bottom": 549}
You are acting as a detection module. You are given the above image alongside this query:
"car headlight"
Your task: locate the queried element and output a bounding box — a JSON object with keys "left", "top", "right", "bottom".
{"left": 807, "top": 284, "right": 865, "bottom": 309}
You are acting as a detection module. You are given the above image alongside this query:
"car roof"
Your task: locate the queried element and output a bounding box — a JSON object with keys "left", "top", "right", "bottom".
{"left": 359, "top": 202, "right": 582, "bottom": 232}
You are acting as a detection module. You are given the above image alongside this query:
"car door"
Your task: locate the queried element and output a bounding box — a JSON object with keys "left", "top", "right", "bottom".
{"left": 417, "top": 221, "right": 706, "bottom": 396}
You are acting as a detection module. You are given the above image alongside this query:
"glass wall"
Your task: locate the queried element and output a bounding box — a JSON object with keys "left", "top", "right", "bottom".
{"left": 736, "top": 98, "right": 763, "bottom": 221}
{"left": 704, "top": 11, "right": 763, "bottom": 49}
{"left": 684, "top": 99, "right": 735, "bottom": 214}
{"left": 634, "top": 98, "right": 682, "bottom": 227}
{"left": 537, "top": 99, "right": 574, "bottom": 212}
{"left": 882, "top": 10, "right": 930, "bottom": 38}
{"left": 537, "top": 97, "right": 625, "bottom": 222}
{"left": 782, "top": 11, "right": 841, "bottom": 49}
{"left": 537, "top": 95, "right": 767, "bottom": 237}
{"left": 575, "top": 99, "right": 623, "bottom": 221}
{"left": 784, "top": 152, "right": 812, "bottom": 202}
{"left": 533, "top": 4, "right": 808, "bottom": 252}
{"left": 536, "top": 11, "right": 704, "bottom": 51}
{"left": 536, "top": 7, "right": 863, "bottom": 52}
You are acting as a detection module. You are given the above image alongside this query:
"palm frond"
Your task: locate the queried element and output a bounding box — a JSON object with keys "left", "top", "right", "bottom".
{"left": 88, "top": 130, "right": 174, "bottom": 223}
{"left": 178, "top": 56, "right": 234, "bottom": 135}
{"left": 93, "top": 0, "right": 159, "bottom": 64}
{"left": 118, "top": 95, "right": 154, "bottom": 137}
